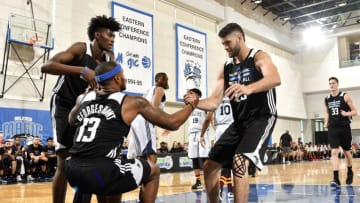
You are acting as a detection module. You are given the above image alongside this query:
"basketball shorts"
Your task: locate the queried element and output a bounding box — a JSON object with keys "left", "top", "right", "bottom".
{"left": 50, "top": 94, "right": 76, "bottom": 151}
{"left": 328, "top": 125, "right": 352, "bottom": 150}
{"left": 65, "top": 156, "right": 150, "bottom": 196}
{"left": 188, "top": 131, "right": 210, "bottom": 159}
{"left": 209, "top": 115, "right": 276, "bottom": 170}
{"left": 214, "top": 124, "right": 231, "bottom": 142}
{"left": 127, "top": 115, "right": 156, "bottom": 159}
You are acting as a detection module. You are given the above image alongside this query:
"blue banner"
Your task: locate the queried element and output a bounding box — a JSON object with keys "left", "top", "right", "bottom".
{"left": 0, "top": 107, "right": 52, "bottom": 144}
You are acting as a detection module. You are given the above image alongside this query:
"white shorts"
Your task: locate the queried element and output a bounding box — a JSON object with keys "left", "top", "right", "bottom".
{"left": 214, "top": 124, "right": 230, "bottom": 142}
{"left": 188, "top": 132, "right": 210, "bottom": 159}
{"left": 127, "top": 115, "right": 156, "bottom": 159}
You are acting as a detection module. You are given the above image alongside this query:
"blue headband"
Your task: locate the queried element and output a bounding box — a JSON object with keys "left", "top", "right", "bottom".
{"left": 95, "top": 64, "right": 122, "bottom": 82}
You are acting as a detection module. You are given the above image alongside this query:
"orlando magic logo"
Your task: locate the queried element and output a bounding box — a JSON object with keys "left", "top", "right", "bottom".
{"left": 183, "top": 59, "right": 201, "bottom": 89}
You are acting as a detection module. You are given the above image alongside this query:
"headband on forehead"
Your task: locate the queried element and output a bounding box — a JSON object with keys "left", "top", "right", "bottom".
{"left": 95, "top": 64, "right": 122, "bottom": 82}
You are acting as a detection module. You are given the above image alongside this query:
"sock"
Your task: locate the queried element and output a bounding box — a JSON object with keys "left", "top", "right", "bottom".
{"left": 347, "top": 166, "right": 353, "bottom": 173}
{"left": 219, "top": 175, "right": 225, "bottom": 191}
{"left": 195, "top": 174, "right": 201, "bottom": 184}
{"left": 333, "top": 170, "right": 339, "bottom": 180}
{"left": 226, "top": 177, "right": 233, "bottom": 192}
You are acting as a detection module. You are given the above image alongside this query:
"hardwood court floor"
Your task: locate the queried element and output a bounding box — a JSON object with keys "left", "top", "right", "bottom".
{"left": 0, "top": 158, "right": 359, "bottom": 203}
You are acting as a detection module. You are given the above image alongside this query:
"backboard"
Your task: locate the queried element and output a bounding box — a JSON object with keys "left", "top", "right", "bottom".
{"left": 7, "top": 13, "right": 53, "bottom": 50}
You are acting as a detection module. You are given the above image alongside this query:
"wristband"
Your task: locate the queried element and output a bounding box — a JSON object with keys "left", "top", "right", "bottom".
{"left": 81, "top": 66, "right": 88, "bottom": 76}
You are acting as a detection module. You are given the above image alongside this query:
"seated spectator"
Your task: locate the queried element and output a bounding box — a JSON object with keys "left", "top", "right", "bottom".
{"left": 27, "top": 136, "right": 48, "bottom": 180}
{"left": 158, "top": 141, "right": 169, "bottom": 153}
{"left": 170, "top": 142, "right": 185, "bottom": 153}
{"left": 44, "top": 137, "right": 56, "bottom": 177}
{"left": 0, "top": 139, "right": 17, "bottom": 183}
{"left": 13, "top": 136, "right": 26, "bottom": 182}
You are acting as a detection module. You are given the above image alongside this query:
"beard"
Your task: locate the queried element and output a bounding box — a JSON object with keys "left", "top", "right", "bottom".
{"left": 229, "top": 44, "right": 241, "bottom": 58}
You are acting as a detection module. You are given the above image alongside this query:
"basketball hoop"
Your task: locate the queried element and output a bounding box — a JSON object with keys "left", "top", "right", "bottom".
{"left": 28, "top": 35, "right": 44, "bottom": 45}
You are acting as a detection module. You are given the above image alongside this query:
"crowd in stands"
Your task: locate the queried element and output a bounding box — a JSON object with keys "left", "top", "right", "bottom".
{"left": 0, "top": 135, "right": 57, "bottom": 184}
{"left": 267, "top": 141, "right": 360, "bottom": 164}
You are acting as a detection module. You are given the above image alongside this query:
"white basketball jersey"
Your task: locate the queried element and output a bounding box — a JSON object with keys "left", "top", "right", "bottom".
{"left": 188, "top": 109, "right": 207, "bottom": 133}
{"left": 214, "top": 97, "right": 234, "bottom": 126}
{"left": 143, "top": 86, "right": 166, "bottom": 109}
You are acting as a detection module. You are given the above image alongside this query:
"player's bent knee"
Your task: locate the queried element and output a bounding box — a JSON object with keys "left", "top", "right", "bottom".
{"left": 232, "top": 154, "right": 247, "bottom": 178}
{"left": 148, "top": 160, "right": 160, "bottom": 177}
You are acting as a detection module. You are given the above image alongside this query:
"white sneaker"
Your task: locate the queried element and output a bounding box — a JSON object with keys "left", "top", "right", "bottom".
{"left": 16, "top": 175, "right": 22, "bottom": 182}
{"left": 27, "top": 175, "right": 34, "bottom": 181}
{"left": 227, "top": 192, "right": 234, "bottom": 201}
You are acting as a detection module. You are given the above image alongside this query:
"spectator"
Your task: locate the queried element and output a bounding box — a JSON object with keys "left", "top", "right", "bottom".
{"left": 27, "top": 136, "right": 48, "bottom": 180}
{"left": 158, "top": 141, "right": 169, "bottom": 153}
{"left": 280, "top": 130, "right": 292, "bottom": 163}
{"left": 44, "top": 137, "right": 57, "bottom": 177}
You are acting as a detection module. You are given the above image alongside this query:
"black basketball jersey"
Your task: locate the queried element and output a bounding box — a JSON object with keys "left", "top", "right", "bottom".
{"left": 223, "top": 48, "right": 277, "bottom": 123}
{"left": 325, "top": 91, "right": 351, "bottom": 126}
{"left": 69, "top": 91, "right": 129, "bottom": 159}
{"left": 52, "top": 43, "right": 111, "bottom": 106}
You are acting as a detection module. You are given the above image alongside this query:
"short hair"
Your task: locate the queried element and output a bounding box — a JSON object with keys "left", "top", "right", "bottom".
{"left": 87, "top": 15, "right": 120, "bottom": 41}
{"left": 329, "top": 76, "right": 338, "bottom": 83}
{"left": 155, "top": 72, "right": 167, "bottom": 81}
{"left": 189, "top": 88, "right": 202, "bottom": 97}
{"left": 218, "top": 23, "right": 245, "bottom": 41}
{"left": 95, "top": 61, "right": 119, "bottom": 85}
{"left": 47, "top": 137, "right": 53, "bottom": 142}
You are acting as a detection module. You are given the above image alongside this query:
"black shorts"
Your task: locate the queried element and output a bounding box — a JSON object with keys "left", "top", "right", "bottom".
{"left": 209, "top": 115, "right": 276, "bottom": 170}
{"left": 328, "top": 125, "right": 352, "bottom": 150}
{"left": 50, "top": 94, "right": 76, "bottom": 150}
{"left": 65, "top": 157, "right": 151, "bottom": 196}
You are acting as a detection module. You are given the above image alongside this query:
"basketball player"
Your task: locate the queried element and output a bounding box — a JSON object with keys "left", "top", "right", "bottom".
{"left": 196, "top": 23, "right": 280, "bottom": 203}
{"left": 200, "top": 97, "right": 234, "bottom": 201}
{"left": 324, "top": 76, "right": 357, "bottom": 187}
{"left": 65, "top": 61, "right": 199, "bottom": 203}
{"left": 127, "top": 72, "right": 169, "bottom": 164}
{"left": 187, "top": 88, "right": 210, "bottom": 190}
{"left": 41, "top": 15, "right": 120, "bottom": 203}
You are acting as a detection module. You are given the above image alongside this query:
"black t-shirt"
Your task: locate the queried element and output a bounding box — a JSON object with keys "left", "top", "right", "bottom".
{"left": 28, "top": 144, "right": 44, "bottom": 156}
{"left": 44, "top": 145, "right": 56, "bottom": 156}
{"left": 280, "top": 133, "right": 292, "bottom": 147}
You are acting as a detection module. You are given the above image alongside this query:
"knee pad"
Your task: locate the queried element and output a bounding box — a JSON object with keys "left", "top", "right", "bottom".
{"left": 192, "top": 158, "right": 200, "bottom": 169}
{"left": 232, "top": 154, "right": 247, "bottom": 178}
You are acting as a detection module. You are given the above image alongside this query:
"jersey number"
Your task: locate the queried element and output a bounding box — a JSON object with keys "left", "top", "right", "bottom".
{"left": 331, "top": 108, "right": 339, "bottom": 116}
{"left": 220, "top": 105, "right": 231, "bottom": 115}
{"left": 76, "top": 117, "right": 101, "bottom": 142}
{"left": 193, "top": 117, "right": 199, "bottom": 123}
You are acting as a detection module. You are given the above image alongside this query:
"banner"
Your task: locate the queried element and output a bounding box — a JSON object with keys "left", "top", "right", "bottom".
{"left": 0, "top": 107, "right": 52, "bottom": 144}
{"left": 112, "top": 1, "right": 154, "bottom": 96}
{"left": 176, "top": 24, "right": 207, "bottom": 101}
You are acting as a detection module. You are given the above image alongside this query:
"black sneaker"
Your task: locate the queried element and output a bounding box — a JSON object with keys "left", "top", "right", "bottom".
{"left": 330, "top": 179, "right": 341, "bottom": 187}
{"left": 346, "top": 171, "right": 353, "bottom": 185}
{"left": 191, "top": 182, "right": 203, "bottom": 190}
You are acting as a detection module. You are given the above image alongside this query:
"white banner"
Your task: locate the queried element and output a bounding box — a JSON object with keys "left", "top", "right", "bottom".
{"left": 112, "top": 2, "right": 153, "bottom": 95}
{"left": 176, "top": 24, "right": 207, "bottom": 101}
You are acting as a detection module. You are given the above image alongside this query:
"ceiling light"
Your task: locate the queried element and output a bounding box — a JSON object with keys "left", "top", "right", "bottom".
{"left": 282, "top": 16, "right": 290, "bottom": 21}
{"left": 302, "top": 27, "right": 325, "bottom": 46}
{"left": 336, "top": 1, "right": 347, "bottom": 7}
{"left": 252, "top": 0, "right": 262, "bottom": 4}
